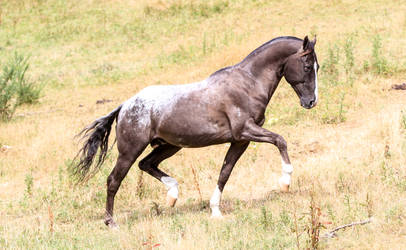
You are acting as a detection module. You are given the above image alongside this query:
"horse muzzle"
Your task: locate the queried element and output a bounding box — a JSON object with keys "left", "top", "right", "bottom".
{"left": 300, "top": 98, "right": 317, "bottom": 109}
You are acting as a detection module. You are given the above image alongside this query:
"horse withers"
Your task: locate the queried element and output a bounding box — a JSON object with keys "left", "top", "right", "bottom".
{"left": 74, "top": 35, "right": 319, "bottom": 228}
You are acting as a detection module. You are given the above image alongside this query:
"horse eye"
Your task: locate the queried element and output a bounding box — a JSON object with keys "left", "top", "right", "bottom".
{"left": 304, "top": 65, "right": 312, "bottom": 72}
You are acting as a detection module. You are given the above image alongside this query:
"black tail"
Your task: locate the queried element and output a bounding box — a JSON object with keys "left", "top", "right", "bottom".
{"left": 72, "top": 104, "right": 122, "bottom": 182}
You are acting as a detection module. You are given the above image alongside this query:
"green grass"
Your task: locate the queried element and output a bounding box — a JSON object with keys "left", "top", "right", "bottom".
{"left": 0, "top": 0, "right": 250, "bottom": 88}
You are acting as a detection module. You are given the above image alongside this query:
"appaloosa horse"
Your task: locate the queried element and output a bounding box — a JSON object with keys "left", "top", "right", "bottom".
{"left": 74, "top": 36, "right": 319, "bottom": 228}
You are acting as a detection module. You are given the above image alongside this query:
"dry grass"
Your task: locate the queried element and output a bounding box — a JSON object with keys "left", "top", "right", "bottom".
{"left": 1, "top": 0, "right": 406, "bottom": 249}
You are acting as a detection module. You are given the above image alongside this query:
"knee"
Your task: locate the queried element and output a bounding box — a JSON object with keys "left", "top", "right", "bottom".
{"left": 276, "top": 136, "right": 287, "bottom": 151}
{"left": 138, "top": 159, "right": 150, "bottom": 171}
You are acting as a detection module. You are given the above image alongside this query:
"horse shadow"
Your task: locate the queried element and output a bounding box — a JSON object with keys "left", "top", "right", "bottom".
{"left": 95, "top": 189, "right": 299, "bottom": 224}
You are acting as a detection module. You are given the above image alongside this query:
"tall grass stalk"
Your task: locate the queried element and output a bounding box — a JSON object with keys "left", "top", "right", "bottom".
{"left": 372, "top": 35, "right": 389, "bottom": 75}
{"left": 343, "top": 37, "right": 355, "bottom": 86}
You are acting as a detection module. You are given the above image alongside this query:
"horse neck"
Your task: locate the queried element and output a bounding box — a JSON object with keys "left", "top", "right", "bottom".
{"left": 238, "top": 42, "right": 299, "bottom": 101}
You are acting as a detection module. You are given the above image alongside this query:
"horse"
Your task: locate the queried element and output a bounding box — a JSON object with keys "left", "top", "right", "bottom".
{"left": 73, "top": 35, "right": 319, "bottom": 228}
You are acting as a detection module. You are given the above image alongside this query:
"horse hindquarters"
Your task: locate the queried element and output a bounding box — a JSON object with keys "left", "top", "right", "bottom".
{"left": 105, "top": 106, "right": 183, "bottom": 227}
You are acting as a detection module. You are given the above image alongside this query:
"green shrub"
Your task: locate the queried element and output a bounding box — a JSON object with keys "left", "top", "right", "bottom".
{"left": 0, "top": 52, "right": 42, "bottom": 121}
{"left": 0, "top": 59, "right": 17, "bottom": 120}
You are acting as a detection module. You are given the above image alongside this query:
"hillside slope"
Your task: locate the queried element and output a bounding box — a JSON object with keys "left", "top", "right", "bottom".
{"left": 0, "top": 0, "right": 405, "bottom": 249}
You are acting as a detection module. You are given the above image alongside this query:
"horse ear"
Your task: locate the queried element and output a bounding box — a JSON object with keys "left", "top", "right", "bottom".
{"left": 312, "top": 35, "right": 317, "bottom": 46}
{"left": 303, "top": 36, "right": 309, "bottom": 50}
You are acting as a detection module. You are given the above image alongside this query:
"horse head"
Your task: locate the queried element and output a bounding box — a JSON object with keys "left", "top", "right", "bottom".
{"left": 283, "top": 36, "right": 319, "bottom": 109}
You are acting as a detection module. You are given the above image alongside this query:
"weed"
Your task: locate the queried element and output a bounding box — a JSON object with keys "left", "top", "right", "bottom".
{"left": 326, "top": 203, "right": 337, "bottom": 224}
{"left": 371, "top": 34, "right": 389, "bottom": 75}
{"left": 48, "top": 205, "right": 54, "bottom": 233}
{"left": 136, "top": 170, "right": 145, "bottom": 200}
{"left": 365, "top": 193, "right": 373, "bottom": 218}
{"left": 58, "top": 165, "right": 64, "bottom": 185}
{"left": 380, "top": 161, "right": 393, "bottom": 184}
{"left": 293, "top": 211, "right": 301, "bottom": 250}
{"left": 321, "top": 92, "right": 347, "bottom": 124}
{"left": 322, "top": 44, "right": 340, "bottom": 85}
{"left": 343, "top": 194, "right": 354, "bottom": 220}
{"left": 384, "top": 144, "right": 391, "bottom": 159}
{"left": 336, "top": 172, "right": 349, "bottom": 193}
{"left": 305, "top": 188, "right": 323, "bottom": 250}
{"left": 338, "top": 93, "right": 347, "bottom": 122}
{"left": 362, "top": 60, "right": 370, "bottom": 72}
{"left": 24, "top": 172, "right": 33, "bottom": 197}
{"left": 260, "top": 206, "right": 273, "bottom": 230}
{"left": 401, "top": 110, "right": 406, "bottom": 130}
{"left": 343, "top": 36, "right": 355, "bottom": 86}
{"left": 190, "top": 164, "right": 203, "bottom": 203}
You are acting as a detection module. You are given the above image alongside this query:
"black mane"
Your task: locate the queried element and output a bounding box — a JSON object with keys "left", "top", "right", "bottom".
{"left": 243, "top": 36, "right": 302, "bottom": 61}
{"left": 210, "top": 36, "right": 302, "bottom": 77}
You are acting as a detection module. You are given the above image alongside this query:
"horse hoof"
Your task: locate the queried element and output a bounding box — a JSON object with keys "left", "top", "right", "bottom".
{"left": 210, "top": 207, "right": 223, "bottom": 218}
{"left": 167, "top": 196, "right": 177, "bottom": 207}
{"left": 211, "top": 214, "right": 223, "bottom": 219}
{"left": 279, "top": 183, "right": 290, "bottom": 192}
{"left": 108, "top": 222, "right": 119, "bottom": 230}
{"left": 105, "top": 219, "right": 119, "bottom": 230}
{"left": 279, "top": 176, "right": 290, "bottom": 192}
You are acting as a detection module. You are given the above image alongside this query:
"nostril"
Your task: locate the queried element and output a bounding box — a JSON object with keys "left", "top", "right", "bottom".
{"left": 309, "top": 99, "right": 315, "bottom": 107}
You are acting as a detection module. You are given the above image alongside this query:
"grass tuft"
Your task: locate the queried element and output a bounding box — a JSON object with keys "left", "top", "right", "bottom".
{"left": 0, "top": 52, "right": 42, "bottom": 121}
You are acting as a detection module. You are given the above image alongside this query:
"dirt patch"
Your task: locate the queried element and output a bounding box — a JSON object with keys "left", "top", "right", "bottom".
{"left": 96, "top": 98, "right": 113, "bottom": 104}
{"left": 391, "top": 83, "right": 406, "bottom": 90}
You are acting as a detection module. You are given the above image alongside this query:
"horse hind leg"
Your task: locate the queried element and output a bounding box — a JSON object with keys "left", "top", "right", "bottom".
{"left": 138, "top": 144, "right": 181, "bottom": 207}
{"left": 105, "top": 143, "right": 148, "bottom": 228}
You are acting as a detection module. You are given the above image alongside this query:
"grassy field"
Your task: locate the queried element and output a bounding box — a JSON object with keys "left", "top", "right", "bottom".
{"left": 1, "top": 0, "right": 406, "bottom": 249}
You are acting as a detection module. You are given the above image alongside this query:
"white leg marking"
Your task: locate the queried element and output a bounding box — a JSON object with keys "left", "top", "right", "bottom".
{"left": 279, "top": 160, "right": 293, "bottom": 191}
{"left": 314, "top": 61, "right": 318, "bottom": 104}
{"left": 210, "top": 185, "right": 222, "bottom": 218}
{"left": 161, "top": 176, "right": 179, "bottom": 199}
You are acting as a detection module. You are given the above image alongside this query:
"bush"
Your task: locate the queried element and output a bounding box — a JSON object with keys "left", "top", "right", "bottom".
{"left": 0, "top": 59, "right": 17, "bottom": 120}
{"left": 0, "top": 52, "right": 42, "bottom": 121}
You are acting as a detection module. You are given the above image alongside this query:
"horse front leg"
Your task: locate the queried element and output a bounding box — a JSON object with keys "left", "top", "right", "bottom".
{"left": 210, "top": 142, "right": 249, "bottom": 218}
{"left": 239, "top": 119, "right": 293, "bottom": 192}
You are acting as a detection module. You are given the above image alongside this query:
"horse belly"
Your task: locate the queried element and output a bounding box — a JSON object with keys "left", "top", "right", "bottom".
{"left": 156, "top": 109, "right": 232, "bottom": 147}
